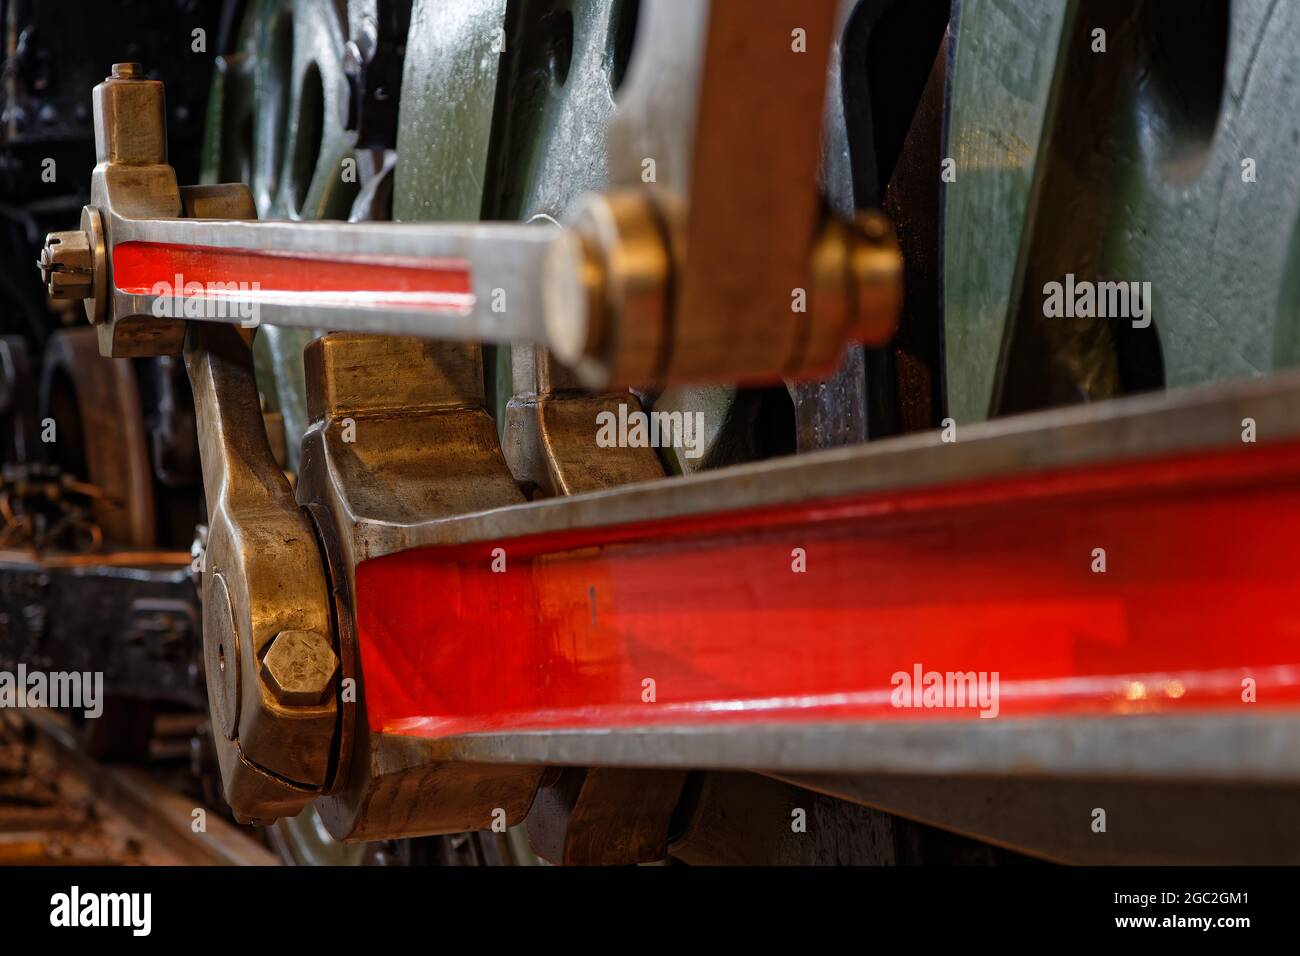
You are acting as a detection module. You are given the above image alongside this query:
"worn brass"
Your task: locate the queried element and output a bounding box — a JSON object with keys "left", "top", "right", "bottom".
{"left": 85, "top": 63, "right": 186, "bottom": 357}
{"left": 261, "top": 630, "right": 339, "bottom": 707}
{"left": 188, "top": 321, "right": 336, "bottom": 823}
{"left": 544, "top": 190, "right": 675, "bottom": 390}
{"left": 30, "top": 44, "right": 904, "bottom": 832}
{"left": 503, "top": 344, "right": 663, "bottom": 496}
{"left": 39, "top": 204, "right": 108, "bottom": 326}
{"left": 297, "top": 332, "right": 543, "bottom": 839}
{"left": 797, "top": 210, "right": 904, "bottom": 378}
{"left": 32, "top": 66, "right": 340, "bottom": 821}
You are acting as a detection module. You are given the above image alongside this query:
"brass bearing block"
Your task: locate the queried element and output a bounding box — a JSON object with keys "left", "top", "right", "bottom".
{"left": 297, "top": 333, "right": 543, "bottom": 840}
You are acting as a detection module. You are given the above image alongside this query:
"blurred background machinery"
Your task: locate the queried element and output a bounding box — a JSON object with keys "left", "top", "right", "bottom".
{"left": 0, "top": 1, "right": 220, "bottom": 767}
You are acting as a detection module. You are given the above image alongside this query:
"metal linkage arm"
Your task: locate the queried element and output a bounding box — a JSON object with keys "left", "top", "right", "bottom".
{"left": 107, "top": 215, "right": 557, "bottom": 345}
{"left": 39, "top": 0, "right": 902, "bottom": 388}
{"left": 186, "top": 320, "right": 338, "bottom": 823}
{"left": 36, "top": 63, "right": 563, "bottom": 359}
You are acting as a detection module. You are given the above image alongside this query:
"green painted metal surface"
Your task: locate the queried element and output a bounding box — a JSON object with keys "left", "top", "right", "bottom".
{"left": 942, "top": 0, "right": 1073, "bottom": 423}
{"left": 392, "top": 0, "right": 510, "bottom": 421}
{"left": 1055, "top": 0, "right": 1300, "bottom": 391}
{"left": 393, "top": 0, "right": 509, "bottom": 222}
{"left": 946, "top": 0, "right": 1300, "bottom": 421}
{"left": 475, "top": 0, "right": 634, "bottom": 434}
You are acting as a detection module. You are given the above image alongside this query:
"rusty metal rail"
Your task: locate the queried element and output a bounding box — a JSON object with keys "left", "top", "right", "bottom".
{"left": 0, "top": 709, "right": 277, "bottom": 866}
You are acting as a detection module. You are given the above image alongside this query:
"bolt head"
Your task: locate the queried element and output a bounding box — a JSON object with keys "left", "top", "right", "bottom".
{"left": 260, "top": 630, "right": 339, "bottom": 706}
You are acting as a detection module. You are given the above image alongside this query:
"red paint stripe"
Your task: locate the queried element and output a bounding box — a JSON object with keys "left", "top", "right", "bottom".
{"left": 355, "top": 441, "right": 1300, "bottom": 738}
{"left": 113, "top": 241, "right": 474, "bottom": 312}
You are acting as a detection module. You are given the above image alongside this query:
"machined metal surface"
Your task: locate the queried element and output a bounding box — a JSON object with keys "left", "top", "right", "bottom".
{"left": 596, "top": 0, "right": 903, "bottom": 385}
{"left": 108, "top": 214, "right": 560, "bottom": 342}
{"left": 321, "top": 365, "right": 1300, "bottom": 551}
{"left": 504, "top": 344, "right": 664, "bottom": 496}
{"left": 14, "top": 0, "right": 1300, "bottom": 868}
{"left": 77, "top": 59, "right": 560, "bottom": 347}
{"left": 340, "top": 369, "right": 1300, "bottom": 806}
{"left": 310, "top": 5, "right": 675, "bottom": 852}
{"left": 487, "top": 72, "right": 676, "bottom": 851}
{"left": 38, "top": 229, "right": 95, "bottom": 302}
{"left": 412, "top": 713, "right": 1300, "bottom": 783}
{"left": 53, "top": 59, "right": 585, "bottom": 358}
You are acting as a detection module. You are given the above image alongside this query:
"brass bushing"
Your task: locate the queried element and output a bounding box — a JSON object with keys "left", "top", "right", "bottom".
{"left": 544, "top": 190, "right": 675, "bottom": 389}
{"left": 797, "top": 209, "right": 903, "bottom": 376}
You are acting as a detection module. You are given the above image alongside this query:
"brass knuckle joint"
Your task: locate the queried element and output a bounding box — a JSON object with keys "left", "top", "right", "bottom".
{"left": 188, "top": 323, "right": 340, "bottom": 825}
{"left": 36, "top": 62, "right": 344, "bottom": 826}
{"left": 545, "top": 191, "right": 903, "bottom": 389}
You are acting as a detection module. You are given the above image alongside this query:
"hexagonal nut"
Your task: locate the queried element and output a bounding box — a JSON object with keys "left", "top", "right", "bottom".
{"left": 260, "top": 629, "right": 339, "bottom": 706}
{"left": 39, "top": 230, "right": 94, "bottom": 300}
